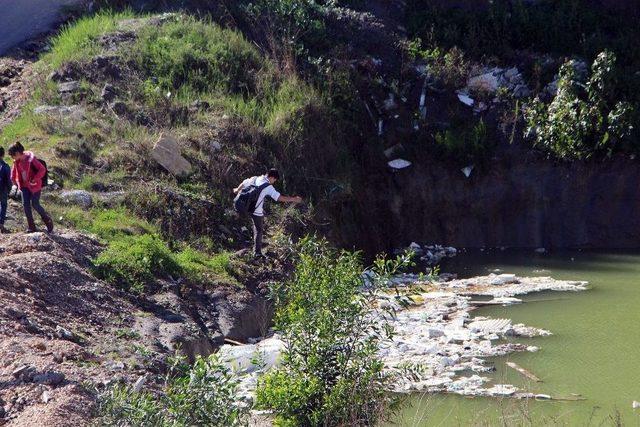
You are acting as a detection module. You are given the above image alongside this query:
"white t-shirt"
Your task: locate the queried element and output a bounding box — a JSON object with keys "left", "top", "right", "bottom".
{"left": 242, "top": 175, "right": 281, "bottom": 216}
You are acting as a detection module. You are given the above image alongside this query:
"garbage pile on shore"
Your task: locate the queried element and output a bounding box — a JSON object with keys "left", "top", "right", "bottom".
{"left": 219, "top": 273, "right": 588, "bottom": 401}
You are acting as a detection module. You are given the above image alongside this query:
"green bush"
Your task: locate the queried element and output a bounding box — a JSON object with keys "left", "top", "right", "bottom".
{"left": 94, "top": 234, "right": 181, "bottom": 292}
{"left": 256, "top": 237, "right": 411, "bottom": 426}
{"left": 525, "top": 51, "right": 636, "bottom": 159}
{"left": 244, "top": 0, "right": 328, "bottom": 62}
{"left": 98, "top": 383, "right": 164, "bottom": 426}
{"left": 98, "top": 353, "right": 246, "bottom": 426}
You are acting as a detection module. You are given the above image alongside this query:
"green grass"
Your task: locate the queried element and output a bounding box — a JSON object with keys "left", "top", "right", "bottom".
{"left": 41, "top": 10, "right": 134, "bottom": 70}
{"left": 131, "top": 16, "right": 265, "bottom": 100}
{"left": 174, "top": 248, "right": 236, "bottom": 285}
{"left": 51, "top": 206, "right": 157, "bottom": 240}
{"left": 94, "top": 234, "right": 181, "bottom": 293}
{"left": 53, "top": 205, "right": 239, "bottom": 292}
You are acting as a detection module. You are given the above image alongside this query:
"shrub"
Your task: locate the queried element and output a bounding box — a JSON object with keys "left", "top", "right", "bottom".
{"left": 434, "top": 119, "right": 489, "bottom": 164}
{"left": 244, "top": 0, "right": 328, "bottom": 67}
{"left": 255, "top": 237, "right": 411, "bottom": 426}
{"left": 98, "top": 383, "right": 164, "bottom": 426}
{"left": 409, "top": 42, "right": 469, "bottom": 89}
{"left": 98, "top": 353, "right": 246, "bottom": 426}
{"left": 525, "top": 51, "right": 636, "bottom": 159}
{"left": 94, "top": 234, "right": 180, "bottom": 292}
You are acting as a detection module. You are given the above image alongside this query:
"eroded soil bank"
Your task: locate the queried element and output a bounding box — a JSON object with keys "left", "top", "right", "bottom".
{"left": 0, "top": 230, "right": 276, "bottom": 426}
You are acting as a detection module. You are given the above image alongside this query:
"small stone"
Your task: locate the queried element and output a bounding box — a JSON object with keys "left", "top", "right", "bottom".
{"left": 41, "top": 391, "right": 52, "bottom": 403}
{"left": 461, "top": 165, "right": 474, "bottom": 178}
{"left": 58, "top": 81, "right": 80, "bottom": 93}
{"left": 12, "top": 365, "right": 29, "bottom": 378}
{"left": 101, "top": 83, "right": 117, "bottom": 102}
{"left": 33, "top": 371, "right": 65, "bottom": 386}
{"left": 111, "top": 101, "right": 128, "bottom": 116}
{"left": 56, "top": 325, "right": 74, "bottom": 339}
{"left": 12, "top": 365, "right": 36, "bottom": 382}
{"left": 132, "top": 375, "right": 147, "bottom": 393}
{"left": 5, "top": 307, "right": 26, "bottom": 319}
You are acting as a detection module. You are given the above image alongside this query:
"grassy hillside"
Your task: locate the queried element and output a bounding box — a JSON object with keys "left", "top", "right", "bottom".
{"left": 1, "top": 10, "right": 361, "bottom": 292}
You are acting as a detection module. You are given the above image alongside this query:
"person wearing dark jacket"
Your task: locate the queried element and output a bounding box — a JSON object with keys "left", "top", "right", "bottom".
{"left": 0, "top": 147, "right": 11, "bottom": 233}
{"left": 8, "top": 142, "right": 53, "bottom": 233}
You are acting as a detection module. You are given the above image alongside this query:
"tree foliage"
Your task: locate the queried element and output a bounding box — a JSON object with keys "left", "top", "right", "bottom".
{"left": 256, "top": 237, "right": 412, "bottom": 426}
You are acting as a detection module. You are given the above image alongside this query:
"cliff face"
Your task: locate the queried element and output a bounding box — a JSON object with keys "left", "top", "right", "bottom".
{"left": 339, "top": 155, "right": 640, "bottom": 252}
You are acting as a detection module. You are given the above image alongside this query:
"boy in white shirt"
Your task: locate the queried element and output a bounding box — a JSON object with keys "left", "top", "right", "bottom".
{"left": 233, "top": 169, "right": 302, "bottom": 257}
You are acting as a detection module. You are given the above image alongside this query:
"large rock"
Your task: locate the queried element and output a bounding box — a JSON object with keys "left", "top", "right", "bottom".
{"left": 33, "top": 105, "right": 85, "bottom": 119}
{"left": 60, "top": 190, "right": 93, "bottom": 209}
{"left": 57, "top": 81, "right": 80, "bottom": 94}
{"left": 151, "top": 133, "right": 192, "bottom": 177}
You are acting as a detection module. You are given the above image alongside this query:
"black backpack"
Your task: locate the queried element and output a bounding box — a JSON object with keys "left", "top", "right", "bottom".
{"left": 30, "top": 158, "right": 49, "bottom": 187}
{"left": 234, "top": 181, "right": 270, "bottom": 215}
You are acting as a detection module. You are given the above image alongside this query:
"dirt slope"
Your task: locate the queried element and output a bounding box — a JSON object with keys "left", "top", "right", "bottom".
{"left": 0, "top": 230, "right": 272, "bottom": 425}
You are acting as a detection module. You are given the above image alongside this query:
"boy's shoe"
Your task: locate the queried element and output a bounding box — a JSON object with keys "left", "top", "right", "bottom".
{"left": 43, "top": 216, "right": 54, "bottom": 233}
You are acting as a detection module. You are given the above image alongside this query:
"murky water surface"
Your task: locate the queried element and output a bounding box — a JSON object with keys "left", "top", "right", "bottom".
{"left": 392, "top": 250, "right": 640, "bottom": 426}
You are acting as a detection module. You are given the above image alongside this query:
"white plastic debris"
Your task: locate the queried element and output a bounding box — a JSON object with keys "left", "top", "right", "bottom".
{"left": 457, "top": 93, "right": 474, "bottom": 106}
{"left": 388, "top": 159, "right": 412, "bottom": 170}
{"left": 461, "top": 165, "right": 474, "bottom": 178}
{"left": 489, "top": 274, "right": 518, "bottom": 286}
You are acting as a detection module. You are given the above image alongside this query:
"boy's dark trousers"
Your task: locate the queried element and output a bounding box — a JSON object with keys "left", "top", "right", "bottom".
{"left": 251, "top": 214, "right": 264, "bottom": 256}
{"left": 0, "top": 189, "right": 7, "bottom": 226}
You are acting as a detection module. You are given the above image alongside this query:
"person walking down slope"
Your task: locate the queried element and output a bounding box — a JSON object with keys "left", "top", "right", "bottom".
{"left": 233, "top": 169, "right": 302, "bottom": 258}
{"left": 8, "top": 142, "right": 53, "bottom": 233}
{"left": 0, "top": 147, "right": 11, "bottom": 233}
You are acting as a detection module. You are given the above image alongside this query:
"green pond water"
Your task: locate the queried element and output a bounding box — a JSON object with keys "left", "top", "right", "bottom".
{"left": 391, "top": 250, "right": 640, "bottom": 426}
